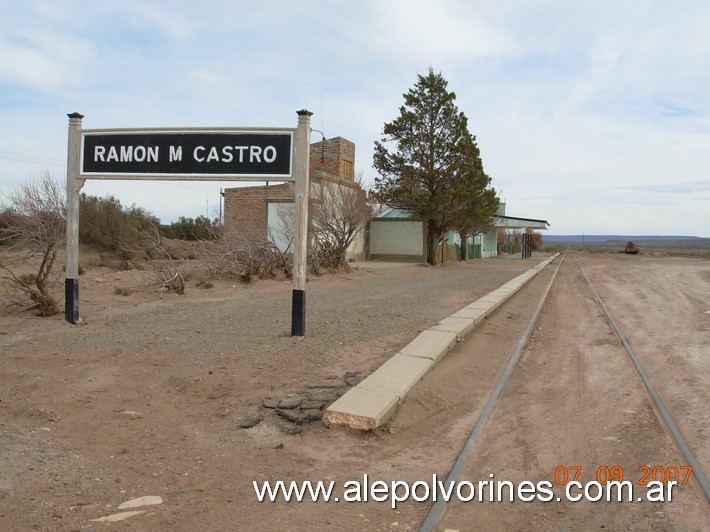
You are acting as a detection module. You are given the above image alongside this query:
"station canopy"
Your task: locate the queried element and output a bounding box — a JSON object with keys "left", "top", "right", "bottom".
{"left": 494, "top": 215, "right": 549, "bottom": 230}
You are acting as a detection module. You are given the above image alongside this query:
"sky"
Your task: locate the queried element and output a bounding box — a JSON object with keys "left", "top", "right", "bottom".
{"left": 1, "top": 0, "right": 709, "bottom": 237}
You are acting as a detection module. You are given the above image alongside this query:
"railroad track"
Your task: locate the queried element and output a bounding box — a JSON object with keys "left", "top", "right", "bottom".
{"left": 420, "top": 255, "right": 710, "bottom": 531}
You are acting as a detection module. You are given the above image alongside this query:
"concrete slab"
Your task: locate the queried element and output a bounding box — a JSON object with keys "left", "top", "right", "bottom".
{"left": 465, "top": 301, "right": 492, "bottom": 311}
{"left": 476, "top": 297, "right": 505, "bottom": 312}
{"left": 496, "top": 287, "right": 516, "bottom": 295}
{"left": 322, "top": 254, "right": 560, "bottom": 431}
{"left": 489, "top": 289, "right": 514, "bottom": 298}
{"left": 450, "top": 307, "right": 487, "bottom": 321}
{"left": 323, "top": 387, "right": 400, "bottom": 431}
{"left": 433, "top": 316, "right": 477, "bottom": 339}
{"left": 516, "top": 278, "right": 532, "bottom": 286}
{"left": 399, "top": 329, "right": 458, "bottom": 363}
{"left": 475, "top": 296, "right": 500, "bottom": 305}
{"left": 357, "top": 353, "right": 433, "bottom": 399}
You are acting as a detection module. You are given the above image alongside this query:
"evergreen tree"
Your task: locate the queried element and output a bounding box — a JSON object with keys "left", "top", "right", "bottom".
{"left": 373, "top": 68, "right": 495, "bottom": 264}
{"left": 449, "top": 135, "right": 499, "bottom": 260}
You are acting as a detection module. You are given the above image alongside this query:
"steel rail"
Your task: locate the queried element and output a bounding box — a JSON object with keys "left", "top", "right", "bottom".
{"left": 419, "top": 255, "right": 565, "bottom": 532}
{"left": 575, "top": 257, "right": 710, "bottom": 501}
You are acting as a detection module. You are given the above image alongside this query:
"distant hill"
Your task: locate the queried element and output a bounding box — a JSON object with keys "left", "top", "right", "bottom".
{"left": 544, "top": 235, "right": 707, "bottom": 243}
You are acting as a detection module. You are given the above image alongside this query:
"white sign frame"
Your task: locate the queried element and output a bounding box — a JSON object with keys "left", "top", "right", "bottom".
{"left": 65, "top": 112, "right": 312, "bottom": 336}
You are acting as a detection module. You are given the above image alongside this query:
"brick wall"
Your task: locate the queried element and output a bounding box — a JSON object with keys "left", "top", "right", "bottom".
{"left": 310, "top": 137, "right": 355, "bottom": 180}
{"left": 223, "top": 137, "right": 357, "bottom": 243}
{"left": 223, "top": 183, "right": 292, "bottom": 242}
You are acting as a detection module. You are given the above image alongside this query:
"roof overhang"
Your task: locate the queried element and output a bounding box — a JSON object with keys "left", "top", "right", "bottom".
{"left": 494, "top": 215, "right": 549, "bottom": 230}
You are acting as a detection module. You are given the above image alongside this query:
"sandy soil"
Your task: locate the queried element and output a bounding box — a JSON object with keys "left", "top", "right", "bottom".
{"left": 437, "top": 254, "right": 709, "bottom": 530}
{"left": 0, "top": 251, "right": 708, "bottom": 531}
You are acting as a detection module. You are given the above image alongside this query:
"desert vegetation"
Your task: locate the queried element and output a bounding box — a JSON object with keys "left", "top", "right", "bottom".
{"left": 1, "top": 168, "right": 375, "bottom": 316}
{"left": 200, "top": 225, "right": 292, "bottom": 284}
{"left": 0, "top": 173, "right": 65, "bottom": 316}
{"left": 79, "top": 193, "right": 158, "bottom": 256}
{"left": 273, "top": 177, "right": 373, "bottom": 275}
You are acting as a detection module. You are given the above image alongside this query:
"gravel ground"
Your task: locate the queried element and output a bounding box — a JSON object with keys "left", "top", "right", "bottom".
{"left": 3, "top": 251, "right": 707, "bottom": 530}
{"left": 2, "top": 255, "right": 544, "bottom": 375}
{"left": 0, "top": 252, "right": 547, "bottom": 531}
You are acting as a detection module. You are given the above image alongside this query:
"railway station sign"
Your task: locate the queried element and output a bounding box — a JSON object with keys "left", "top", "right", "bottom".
{"left": 66, "top": 111, "right": 313, "bottom": 336}
{"left": 81, "top": 130, "right": 293, "bottom": 179}
{"left": 64, "top": 109, "right": 313, "bottom": 336}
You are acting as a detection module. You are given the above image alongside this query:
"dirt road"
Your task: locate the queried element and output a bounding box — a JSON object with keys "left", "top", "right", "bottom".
{"left": 1, "top": 253, "right": 708, "bottom": 530}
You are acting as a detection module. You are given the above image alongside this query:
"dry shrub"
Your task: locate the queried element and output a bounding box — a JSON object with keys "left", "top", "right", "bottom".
{"left": 120, "top": 222, "right": 187, "bottom": 297}
{"left": 274, "top": 179, "right": 372, "bottom": 274}
{"left": 0, "top": 174, "right": 65, "bottom": 316}
{"left": 309, "top": 180, "right": 372, "bottom": 271}
{"left": 201, "top": 225, "right": 291, "bottom": 284}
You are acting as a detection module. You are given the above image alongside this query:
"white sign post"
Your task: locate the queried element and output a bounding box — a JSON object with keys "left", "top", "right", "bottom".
{"left": 291, "top": 110, "right": 312, "bottom": 336}
{"left": 65, "top": 110, "right": 312, "bottom": 335}
{"left": 65, "top": 113, "right": 84, "bottom": 324}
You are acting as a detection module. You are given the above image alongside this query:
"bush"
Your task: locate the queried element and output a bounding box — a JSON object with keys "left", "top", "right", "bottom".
{"left": 0, "top": 208, "right": 17, "bottom": 246}
{"left": 79, "top": 194, "right": 159, "bottom": 256}
{"left": 201, "top": 226, "right": 291, "bottom": 284}
{"left": 120, "top": 222, "right": 188, "bottom": 296}
{"left": 160, "top": 216, "right": 215, "bottom": 241}
{"left": 0, "top": 174, "right": 65, "bottom": 316}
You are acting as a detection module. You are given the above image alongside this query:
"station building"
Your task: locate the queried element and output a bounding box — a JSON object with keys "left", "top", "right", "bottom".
{"left": 224, "top": 136, "right": 548, "bottom": 263}
{"left": 223, "top": 136, "right": 366, "bottom": 256}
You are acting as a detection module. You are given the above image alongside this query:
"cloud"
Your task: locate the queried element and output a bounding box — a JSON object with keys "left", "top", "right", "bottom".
{"left": 364, "top": 0, "right": 514, "bottom": 64}
{"left": 613, "top": 180, "right": 710, "bottom": 194}
{"left": 102, "top": 2, "right": 196, "bottom": 43}
{"left": 0, "top": 30, "right": 96, "bottom": 91}
{"left": 1, "top": 1, "right": 709, "bottom": 237}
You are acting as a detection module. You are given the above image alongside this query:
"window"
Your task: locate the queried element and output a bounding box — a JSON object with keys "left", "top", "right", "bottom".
{"left": 342, "top": 160, "right": 354, "bottom": 180}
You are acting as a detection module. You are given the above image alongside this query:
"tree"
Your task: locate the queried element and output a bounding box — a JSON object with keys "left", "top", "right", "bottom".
{"left": 529, "top": 229, "right": 543, "bottom": 251}
{"left": 449, "top": 137, "right": 499, "bottom": 260}
{"left": 0, "top": 173, "right": 65, "bottom": 315}
{"left": 373, "top": 68, "right": 491, "bottom": 265}
{"left": 271, "top": 177, "right": 373, "bottom": 272}
{"left": 309, "top": 177, "right": 373, "bottom": 270}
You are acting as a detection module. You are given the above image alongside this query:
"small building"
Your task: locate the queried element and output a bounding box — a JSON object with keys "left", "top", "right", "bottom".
{"left": 223, "top": 136, "right": 366, "bottom": 259}
{"left": 449, "top": 203, "right": 549, "bottom": 260}
{"left": 367, "top": 209, "right": 428, "bottom": 262}
{"left": 224, "top": 139, "right": 549, "bottom": 263}
{"left": 367, "top": 203, "right": 549, "bottom": 262}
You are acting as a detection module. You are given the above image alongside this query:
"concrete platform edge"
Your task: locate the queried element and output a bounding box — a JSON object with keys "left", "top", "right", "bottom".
{"left": 324, "top": 254, "right": 559, "bottom": 430}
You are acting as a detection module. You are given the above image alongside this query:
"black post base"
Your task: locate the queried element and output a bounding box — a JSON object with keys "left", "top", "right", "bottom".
{"left": 291, "top": 289, "right": 306, "bottom": 336}
{"left": 65, "top": 278, "right": 79, "bottom": 323}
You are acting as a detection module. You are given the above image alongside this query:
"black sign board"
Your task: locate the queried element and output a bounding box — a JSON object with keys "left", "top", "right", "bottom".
{"left": 81, "top": 130, "right": 293, "bottom": 178}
